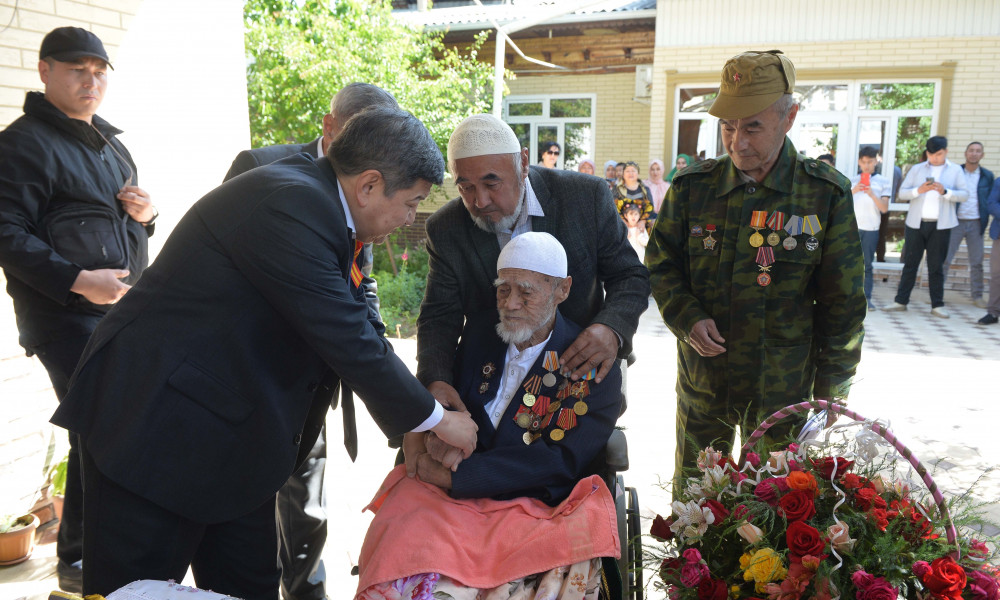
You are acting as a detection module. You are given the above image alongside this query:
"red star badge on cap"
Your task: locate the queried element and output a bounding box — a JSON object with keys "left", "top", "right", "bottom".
{"left": 733, "top": 72, "right": 741, "bottom": 82}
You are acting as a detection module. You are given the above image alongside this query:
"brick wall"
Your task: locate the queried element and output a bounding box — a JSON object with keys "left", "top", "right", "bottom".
{"left": 0, "top": 0, "right": 145, "bottom": 128}
{"left": 507, "top": 71, "right": 656, "bottom": 172}
{"left": 647, "top": 37, "right": 1000, "bottom": 166}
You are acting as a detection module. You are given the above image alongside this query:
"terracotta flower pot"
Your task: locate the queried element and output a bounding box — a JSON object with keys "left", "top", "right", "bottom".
{"left": 0, "top": 514, "right": 40, "bottom": 565}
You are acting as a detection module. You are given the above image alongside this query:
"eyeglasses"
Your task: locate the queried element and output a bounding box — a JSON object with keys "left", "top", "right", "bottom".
{"left": 545, "top": 150, "right": 560, "bottom": 156}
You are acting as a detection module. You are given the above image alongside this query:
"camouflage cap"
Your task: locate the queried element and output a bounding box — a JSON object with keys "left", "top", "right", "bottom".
{"left": 708, "top": 50, "right": 795, "bottom": 119}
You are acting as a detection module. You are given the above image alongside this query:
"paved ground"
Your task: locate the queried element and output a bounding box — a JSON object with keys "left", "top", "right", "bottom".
{"left": 2, "top": 276, "right": 998, "bottom": 599}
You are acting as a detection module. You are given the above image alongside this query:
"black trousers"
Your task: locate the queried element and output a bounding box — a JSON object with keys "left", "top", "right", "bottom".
{"left": 30, "top": 333, "right": 91, "bottom": 568}
{"left": 277, "top": 426, "right": 328, "bottom": 600}
{"left": 895, "top": 221, "right": 952, "bottom": 308}
{"left": 80, "top": 444, "right": 280, "bottom": 600}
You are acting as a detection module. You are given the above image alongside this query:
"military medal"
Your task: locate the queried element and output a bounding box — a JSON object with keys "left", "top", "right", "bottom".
{"left": 765, "top": 211, "right": 785, "bottom": 247}
{"left": 479, "top": 361, "right": 496, "bottom": 394}
{"left": 549, "top": 429, "right": 565, "bottom": 441}
{"left": 522, "top": 393, "right": 536, "bottom": 407}
{"left": 573, "top": 400, "right": 589, "bottom": 416}
{"left": 756, "top": 246, "right": 775, "bottom": 287}
{"left": 542, "top": 351, "right": 559, "bottom": 388}
{"left": 690, "top": 225, "right": 704, "bottom": 237}
{"left": 703, "top": 224, "right": 718, "bottom": 251}
{"left": 749, "top": 210, "right": 767, "bottom": 248}
{"left": 550, "top": 408, "right": 578, "bottom": 442}
{"left": 803, "top": 215, "right": 822, "bottom": 251}
{"left": 523, "top": 431, "right": 540, "bottom": 445}
{"left": 783, "top": 215, "right": 802, "bottom": 250}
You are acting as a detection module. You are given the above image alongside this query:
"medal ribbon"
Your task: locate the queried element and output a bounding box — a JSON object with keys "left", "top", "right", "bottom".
{"left": 523, "top": 375, "right": 542, "bottom": 395}
{"left": 750, "top": 210, "right": 768, "bottom": 228}
{"left": 557, "top": 408, "right": 578, "bottom": 430}
{"left": 531, "top": 395, "right": 551, "bottom": 416}
{"left": 582, "top": 368, "right": 596, "bottom": 381}
{"left": 756, "top": 246, "right": 775, "bottom": 269}
{"left": 784, "top": 215, "right": 803, "bottom": 236}
{"left": 350, "top": 240, "right": 364, "bottom": 288}
{"left": 803, "top": 215, "right": 822, "bottom": 235}
{"left": 766, "top": 211, "right": 786, "bottom": 231}
{"left": 556, "top": 383, "right": 572, "bottom": 400}
{"left": 543, "top": 351, "right": 559, "bottom": 372}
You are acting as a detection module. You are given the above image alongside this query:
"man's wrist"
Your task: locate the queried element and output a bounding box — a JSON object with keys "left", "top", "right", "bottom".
{"left": 140, "top": 206, "right": 159, "bottom": 226}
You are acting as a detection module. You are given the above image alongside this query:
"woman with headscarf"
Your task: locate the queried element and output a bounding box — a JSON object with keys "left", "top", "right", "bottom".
{"left": 538, "top": 141, "right": 560, "bottom": 168}
{"left": 643, "top": 159, "right": 670, "bottom": 213}
{"left": 603, "top": 160, "right": 618, "bottom": 190}
{"left": 613, "top": 161, "right": 654, "bottom": 232}
{"left": 666, "top": 153, "right": 693, "bottom": 183}
{"left": 577, "top": 158, "right": 595, "bottom": 175}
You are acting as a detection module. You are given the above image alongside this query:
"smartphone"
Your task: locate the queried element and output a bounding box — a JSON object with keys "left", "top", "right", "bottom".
{"left": 926, "top": 177, "right": 935, "bottom": 183}
{"left": 860, "top": 173, "right": 871, "bottom": 187}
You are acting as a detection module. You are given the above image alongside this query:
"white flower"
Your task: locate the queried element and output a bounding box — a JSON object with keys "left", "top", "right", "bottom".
{"left": 736, "top": 521, "right": 764, "bottom": 544}
{"left": 669, "top": 499, "right": 715, "bottom": 541}
{"left": 697, "top": 447, "right": 723, "bottom": 471}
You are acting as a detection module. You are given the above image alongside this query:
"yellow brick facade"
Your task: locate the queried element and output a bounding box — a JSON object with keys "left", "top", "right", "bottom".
{"left": 0, "top": 0, "right": 144, "bottom": 127}
{"left": 648, "top": 36, "right": 1000, "bottom": 167}
{"left": 508, "top": 71, "right": 656, "bottom": 175}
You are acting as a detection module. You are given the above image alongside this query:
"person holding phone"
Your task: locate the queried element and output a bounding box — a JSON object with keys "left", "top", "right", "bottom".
{"left": 850, "top": 146, "right": 891, "bottom": 310}
{"left": 884, "top": 136, "right": 968, "bottom": 318}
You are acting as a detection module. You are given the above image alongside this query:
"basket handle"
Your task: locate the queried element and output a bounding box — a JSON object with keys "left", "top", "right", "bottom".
{"left": 739, "top": 399, "right": 958, "bottom": 553}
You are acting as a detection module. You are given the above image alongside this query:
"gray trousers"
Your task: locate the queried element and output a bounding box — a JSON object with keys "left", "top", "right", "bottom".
{"left": 277, "top": 426, "right": 327, "bottom": 600}
{"left": 944, "top": 218, "right": 985, "bottom": 299}
{"left": 989, "top": 239, "right": 1000, "bottom": 317}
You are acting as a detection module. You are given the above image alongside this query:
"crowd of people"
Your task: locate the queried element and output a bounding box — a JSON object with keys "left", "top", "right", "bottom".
{"left": 1, "top": 25, "right": 994, "bottom": 600}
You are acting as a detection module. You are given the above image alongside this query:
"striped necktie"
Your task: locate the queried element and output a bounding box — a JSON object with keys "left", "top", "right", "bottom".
{"left": 350, "top": 240, "right": 364, "bottom": 288}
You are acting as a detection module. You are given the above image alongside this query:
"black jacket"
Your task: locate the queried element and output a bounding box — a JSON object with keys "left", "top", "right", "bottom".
{"left": 0, "top": 92, "right": 150, "bottom": 348}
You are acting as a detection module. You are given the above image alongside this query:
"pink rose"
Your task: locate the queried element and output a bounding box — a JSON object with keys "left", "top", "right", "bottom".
{"left": 680, "top": 561, "right": 709, "bottom": 587}
{"left": 755, "top": 477, "right": 789, "bottom": 506}
{"left": 826, "top": 521, "right": 856, "bottom": 554}
{"left": 913, "top": 561, "right": 932, "bottom": 578}
{"left": 852, "top": 571, "right": 875, "bottom": 590}
{"left": 969, "top": 570, "right": 1000, "bottom": 600}
{"left": 746, "top": 452, "right": 761, "bottom": 468}
{"left": 858, "top": 577, "right": 898, "bottom": 600}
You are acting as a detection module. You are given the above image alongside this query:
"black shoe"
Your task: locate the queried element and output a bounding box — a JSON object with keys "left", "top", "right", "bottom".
{"left": 57, "top": 559, "right": 83, "bottom": 594}
{"left": 978, "top": 314, "right": 998, "bottom": 325}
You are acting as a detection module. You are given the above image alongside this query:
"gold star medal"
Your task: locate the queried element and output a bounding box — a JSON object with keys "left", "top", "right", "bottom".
{"left": 703, "top": 224, "right": 718, "bottom": 251}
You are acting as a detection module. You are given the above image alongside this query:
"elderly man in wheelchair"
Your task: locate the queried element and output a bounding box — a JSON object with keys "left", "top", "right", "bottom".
{"left": 355, "top": 232, "right": 624, "bottom": 600}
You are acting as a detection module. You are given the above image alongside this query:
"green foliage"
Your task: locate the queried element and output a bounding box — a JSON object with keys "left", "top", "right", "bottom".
{"left": 0, "top": 514, "right": 32, "bottom": 534}
{"left": 372, "top": 235, "right": 429, "bottom": 337}
{"left": 243, "top": 0, "right": 497, "bottom": 156}
{"left": 48, "top": 453, "right": 68, "bottom": 497}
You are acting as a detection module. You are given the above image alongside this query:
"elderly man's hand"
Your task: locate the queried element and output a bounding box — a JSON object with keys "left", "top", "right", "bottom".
{"left": 416, "top": 453, "right": 453, "bottom": 490}
{"left": 425, "top": 432, "right": 467, "bottom": 471}
{"left": 559, "top": 323, "right": 619, "bottom": 383}
{"left": 402, "top": 432, "right": 427, "bottom": 478}
{"left": 688, "top": 319, "right": 726, "bottom": 357}
{"left": 426, "top": 380, "right": 466, "bottom": 412}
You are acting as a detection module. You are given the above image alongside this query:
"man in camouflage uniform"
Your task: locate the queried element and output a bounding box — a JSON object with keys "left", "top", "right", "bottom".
{"left": 646, "top": 50, "right": 865, "bottom": 482}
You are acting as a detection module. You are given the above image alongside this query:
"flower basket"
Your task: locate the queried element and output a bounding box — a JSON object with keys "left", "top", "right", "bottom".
{"left": 648, "top": 400, "right": 1000, "bottom": 600}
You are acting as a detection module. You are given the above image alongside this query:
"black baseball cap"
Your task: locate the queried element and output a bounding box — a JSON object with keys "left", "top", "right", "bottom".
{"left": 39, "top": 26, "right": 113, "bottom": 69}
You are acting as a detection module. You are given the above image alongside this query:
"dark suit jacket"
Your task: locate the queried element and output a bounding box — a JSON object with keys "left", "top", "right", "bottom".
{"left": 960, "top": 163, "right": 995, "bottom": 235}
{"left": 224, "top": 137, "right": 381, "bottom": 325}
{"left": 52, "top": 155, "right": 436, "bottom": 524}
{"left": 450, "top": 310, "right": 621, "bottom": 505}
{"left": 416, "top": 166, "right": 650, "bottom": 386}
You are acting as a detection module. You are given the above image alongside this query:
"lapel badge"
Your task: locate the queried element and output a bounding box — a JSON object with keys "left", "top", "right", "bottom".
{"left": 690, "top": 225, "right": 704, "bottom": 237}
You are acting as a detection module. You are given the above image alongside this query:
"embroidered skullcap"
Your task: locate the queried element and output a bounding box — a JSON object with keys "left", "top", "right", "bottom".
{"left": 497, "top": 232, "right": 567, "bottom": 279}
{"left": 448, "top": 114, "right": 522, "bottom": 161}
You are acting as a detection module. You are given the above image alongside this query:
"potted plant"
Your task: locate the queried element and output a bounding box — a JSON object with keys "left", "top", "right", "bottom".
{"left": 0, "top": 513, "right": 40, "bottom": 565}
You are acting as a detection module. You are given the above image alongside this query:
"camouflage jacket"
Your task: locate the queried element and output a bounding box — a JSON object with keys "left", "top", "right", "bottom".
{"left": 646, "top": 139, "right": 865, "bottom": 409}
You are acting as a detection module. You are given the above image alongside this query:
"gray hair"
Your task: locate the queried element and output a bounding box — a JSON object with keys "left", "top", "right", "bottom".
{"left": 774, "top": 93, "right": 797, "bottom": 119}
{"left": 329, "top": 106, "right": 444, "bottom": 194}
{"left": 331, "top": 82, "right": 399, "bottom": 119}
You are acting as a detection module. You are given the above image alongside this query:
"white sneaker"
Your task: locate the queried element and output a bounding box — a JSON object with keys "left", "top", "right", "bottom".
{"left": 930, "top": 306, "right": 950, "bottom": 319}
{"left": 883, "top": 302, "right": 907, "bottom": 312}
{"left": 974, "top": 298, "right": 988, "bottom": 309}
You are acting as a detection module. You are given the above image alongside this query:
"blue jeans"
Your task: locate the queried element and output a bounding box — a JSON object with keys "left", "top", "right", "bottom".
{"left": 859, "top": 229, "right": 879, "bottom": 302}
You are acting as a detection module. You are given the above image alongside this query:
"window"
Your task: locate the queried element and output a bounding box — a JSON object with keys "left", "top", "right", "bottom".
{"left": 503, "top": 95, "right": 596, "bottom": 170}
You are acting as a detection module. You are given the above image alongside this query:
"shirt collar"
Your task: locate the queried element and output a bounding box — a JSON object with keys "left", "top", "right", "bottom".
{"left": 335, "top": 179, "right": 357, "bottom": 237}
{"left": 314, "top": 137, "right": 325, "bottom": 159}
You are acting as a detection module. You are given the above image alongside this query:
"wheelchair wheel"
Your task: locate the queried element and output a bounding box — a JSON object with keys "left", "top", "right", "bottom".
{"left": 626, "top": 485, "right": 642, "bottom": 600}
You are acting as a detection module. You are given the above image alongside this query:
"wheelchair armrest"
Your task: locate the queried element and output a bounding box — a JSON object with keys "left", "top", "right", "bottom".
{"left": 605, "top": 429, "right": 629, "bottom": 472}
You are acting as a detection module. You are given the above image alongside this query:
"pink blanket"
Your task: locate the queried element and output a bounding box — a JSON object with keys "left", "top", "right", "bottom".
{"left": 355, "top": 466, "right": 620, "bottom": 596}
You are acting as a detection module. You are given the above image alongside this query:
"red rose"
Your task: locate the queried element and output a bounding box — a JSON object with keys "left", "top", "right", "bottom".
{"left": 921, "top": 556, "right": 968, "bottom": 600}
{"left": 871, "top": 508, "right": 889, "bottom": 532}
{"left": 854, "top": 487, "right": 887, "bottom": 511}
{"left": 697, "top": 577, "right": 729, "bottom": 600}
{"left": 702, "top": 499, "right": 730, "bottom": 524}
{"left": 755, "top": 477, "right": 789, "bottom": 506}
{"left": 843, "top": 473, "right": 867, "bottom": 489}
{"left": 812, "top": 457, "right": 854, "bottom": 480}
{"left": 778, "top": 490, "right": 817, "bottom": 522}
{"left": 660, "top": 556, "right": 685, "bottom": 583}
{"left": 786, "top": 521, "right": 825, "bottom": 557}
{"left": 651, "top": 514, "right": 674, "bottom": 541}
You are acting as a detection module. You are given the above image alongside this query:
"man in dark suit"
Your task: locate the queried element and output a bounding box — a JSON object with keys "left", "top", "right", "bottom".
{"left": 223, "top": 82, "right": 397, "bottom": 600}
{"left": 51, "top": 107, "right": 478, "bottom": 600}
{"left": 416, "top": 114, "right": 649, "bottom": 412}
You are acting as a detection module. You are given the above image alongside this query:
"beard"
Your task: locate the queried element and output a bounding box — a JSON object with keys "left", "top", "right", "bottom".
{"left": 470, "top": 179, "right": 526, "bottom": 234}
{"left": 495, "top": 297, "right": 557, "bottom": 346}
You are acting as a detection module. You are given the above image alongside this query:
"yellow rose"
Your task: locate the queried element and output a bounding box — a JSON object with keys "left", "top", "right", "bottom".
{"left": 741, "top": 548, "right": 788, "bottom": 593}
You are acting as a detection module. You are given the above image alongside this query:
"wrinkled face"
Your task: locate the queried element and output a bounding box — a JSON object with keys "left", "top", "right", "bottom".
{"left": 858, "top": 156, "right": 878, "bottom": 174}
{"left": 578, "top": 162, "right": 595, "bottom": 175}
{"left": 39, "top": 57, "right": 108, "bottom": 122}
{"left": 927, "top": 148, "right": 948, "bottom": 167}
{"left": 355, "top": 176, "right": 430, "bottom": 244}
{"left": 623, "top": 165, "right": 639, "bottom": 185}
{"left": 675, "top": 157, "right": 688, "bottom": 170}
{"left": 454, "top": 152, "right": 527, "bottom": 232}
{"left": 649, "top": 162, "right": 663, "bottom": 180}
{"left": 966, "top": 143, "right": 983, "bottom": 166}
{"left": 720, "top": 102, "right": 798, "bottom": 179}
{"left": 605, "top": 164, "right": 616, "bottom": 178}
{"left": 495, "top": 268, "right": 560, "bottom": 345}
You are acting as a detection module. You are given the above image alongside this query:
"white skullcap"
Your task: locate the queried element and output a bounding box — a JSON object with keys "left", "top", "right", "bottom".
{"left": 497, "top": 232, "right": 567, "bottom": 278}
{"left": 448, "top": 114, "right": 522, "bottom": 161}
